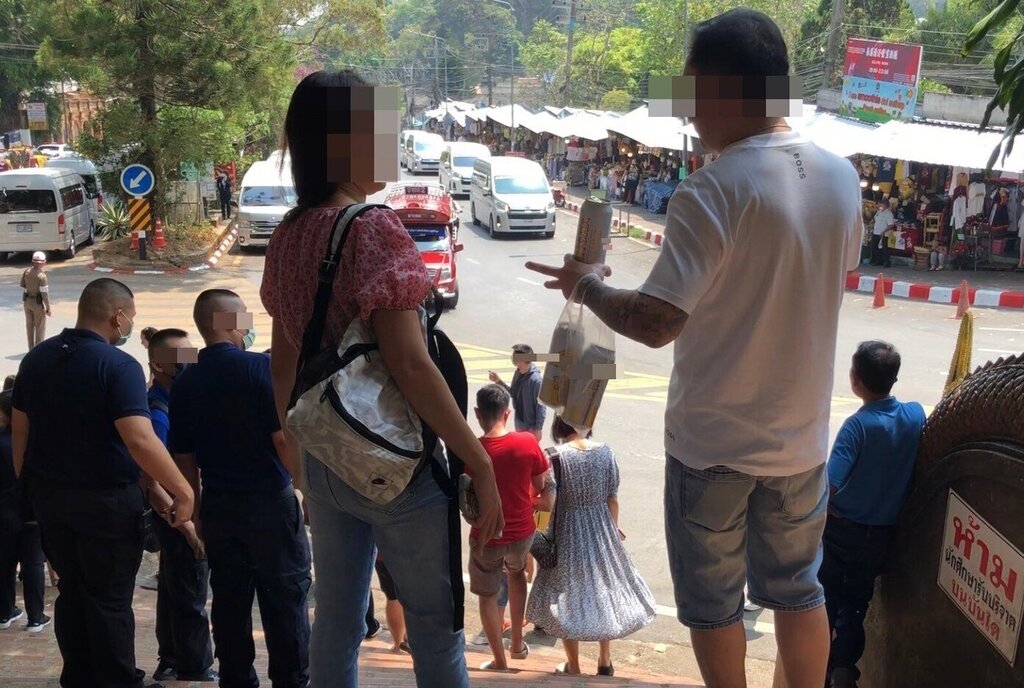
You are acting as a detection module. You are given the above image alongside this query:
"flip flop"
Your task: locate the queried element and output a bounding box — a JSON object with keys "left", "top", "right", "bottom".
{"left": 598, "top": 664, "right": 615, "bottom": 677}
{"left": 509, "top": 642, "right": 530, "bottom": 660}
{"left": 480, "top": 660, "right": 508, "bottom": 672}
{"left": 554, "top": 662, "right": 580, "bottom": 675}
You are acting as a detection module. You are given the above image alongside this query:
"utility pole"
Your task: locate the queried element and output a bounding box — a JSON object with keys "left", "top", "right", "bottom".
{"left": 564, "top": 0, "right": 577, "bottom": 105}
{"left": 823, "top": 0, "right": 846, "bottom": 88}
{"left": 487, "top": 36, "right": 494, "bottom": 106}
{"left": 433, "top": 37, "right": 441, "bottom": 105}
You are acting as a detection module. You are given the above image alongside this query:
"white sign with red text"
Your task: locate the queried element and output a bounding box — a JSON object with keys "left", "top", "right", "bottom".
{"left": 938, "top": 490, "right": 1024, "bottom": 665}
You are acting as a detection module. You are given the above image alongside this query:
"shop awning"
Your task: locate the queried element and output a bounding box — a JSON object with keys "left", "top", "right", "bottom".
{"left": 605, "top": 105, "right": 689, "bottom": 150}
{"left": 486, "top": 104, "right": 535, "bottom": 129}
{"left": 521, "top": 110, "right": 560, "bottom": 135}
{"left": 856, "top": 119, "right": 1024, "bottom": 173}
{"left": 464, "top": 108, "right": 492, "bottom": 122}
{"left": 557, "top": 112, "right": 610, "bottom": 142}
{"left": 790, "top": 112, "right": 877, "bottom": 158}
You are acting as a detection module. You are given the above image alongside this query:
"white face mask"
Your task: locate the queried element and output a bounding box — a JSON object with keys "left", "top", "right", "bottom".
{"left": 114, "top": 310, "right": 133, "bottom": 347}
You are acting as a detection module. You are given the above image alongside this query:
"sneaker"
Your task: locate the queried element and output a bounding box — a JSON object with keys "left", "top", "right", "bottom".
{"left": 175, "top": 668, "right": 219, "bottom": 682}
{"left": 365, "top": 619, "right": 381, "bottom": 639}
{"left": 0, "top": 608, "right": 24, "bottom": 630}
{"left": 468, "top": 630, "right": 490, "bottom": 646}
{"left": 743, "top": 599, "right": 762, "bottom": 613}
{"left": 152, "top": 663, "right": 177, "bottom": 682}
{"left": 25, "top": 615, "right": 51, "bottom": 633}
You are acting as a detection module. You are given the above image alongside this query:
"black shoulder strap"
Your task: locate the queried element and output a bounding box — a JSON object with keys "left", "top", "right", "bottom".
{"left": 295, "top": 203, "right": 388, "bottom": 370}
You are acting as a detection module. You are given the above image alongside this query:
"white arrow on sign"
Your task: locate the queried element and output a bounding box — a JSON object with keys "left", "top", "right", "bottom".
{"left": 129, "top": 170, "right": 149, "bottom": 190}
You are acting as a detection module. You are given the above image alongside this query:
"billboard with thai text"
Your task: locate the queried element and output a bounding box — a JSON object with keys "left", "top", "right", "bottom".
{"left": 838, "top": 38, "right": 923, "bottom": 123}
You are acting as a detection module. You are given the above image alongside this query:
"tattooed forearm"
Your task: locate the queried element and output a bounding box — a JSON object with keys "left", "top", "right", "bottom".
{"left": 535, "top": 468, "right": 557, "bottom": 512}
{"left": 579, "top": 274, "right": 688, "bottom": 348}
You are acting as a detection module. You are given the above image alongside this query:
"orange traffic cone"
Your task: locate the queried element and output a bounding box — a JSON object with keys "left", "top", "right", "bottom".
{"left": 153, "top": 219, "right": 167, "bottom": 249}
{"left": 130, "top": 230, "right": 139, "bottom": 250}
{"left": 955, "top": 280, "right": 971, "bottom": 319}
{"left": 872, "top": 273, "right": 886, "bottom": 309}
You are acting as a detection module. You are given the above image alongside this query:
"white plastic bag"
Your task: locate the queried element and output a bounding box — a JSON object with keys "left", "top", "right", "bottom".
{"left": 539, "top": 279, "right": 616, "bottom": 433}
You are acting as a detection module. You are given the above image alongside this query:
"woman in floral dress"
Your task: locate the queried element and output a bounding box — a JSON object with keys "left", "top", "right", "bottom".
{"left": 526, "top": 416, "right": 656, "bottom": 676}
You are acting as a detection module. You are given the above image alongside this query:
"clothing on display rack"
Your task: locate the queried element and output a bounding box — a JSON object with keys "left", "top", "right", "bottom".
{"left": 968, "top": 181, "right": 987, "bottom": 217}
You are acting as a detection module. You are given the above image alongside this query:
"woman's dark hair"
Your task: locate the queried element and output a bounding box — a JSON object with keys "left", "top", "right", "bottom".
{"left": 688, "top": 9, "right": 789, "bottom": 78}
{"left": 552, "top": 415, "right": 593, "bottom": 444}
{"left": 2, "top": 374, "right": 14, "bottom": 391}
{"left": 282, "top": 69, "right": 374, "bottom": 221}
{"left": 0, "top": 389, "right": 12, "bottom": 422}
{"left": 141, "top": 326, "right": 158, "bottom": 343}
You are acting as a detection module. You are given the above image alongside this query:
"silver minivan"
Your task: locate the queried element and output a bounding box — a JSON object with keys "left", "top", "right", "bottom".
{"left": 0, "top": 168, "right": 95, "bottom": 258}
{"left": 404, "top": 132, "right": 444, "bottom": 174}
{"left": 45, "top": 155, "right": 105, "bottom": 220}
{"left": 470, "top": 157, "right": 556, "bottom": 238}
{"left": 440, "top": 142, "right": 491, "bottom": 196}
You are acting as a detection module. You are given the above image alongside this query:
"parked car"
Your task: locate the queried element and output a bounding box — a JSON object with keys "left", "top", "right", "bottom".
{"left": 470, "top": 157, "right": 556, "bottom": 238}
{"left": 36, "top": 143, "right": 75, "bottom": 159}
{"left": 403, "top": 131, "right": 445, "bottom": 174}
{"left": 0, "top": 168, "right": 95, "bottom": 258}
{"left": 439, "top": 142, "right": 491, "bottom": 197}
{"left": 385, "top": 183, "right": 463, "bottom": 307}
{"left": 234, "top": 160, "right": 296, "bottom": 248}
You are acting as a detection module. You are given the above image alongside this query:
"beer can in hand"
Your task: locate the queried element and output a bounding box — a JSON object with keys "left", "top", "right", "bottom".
{"left": 573, "top": 198, "right": 613, "bottom": 265}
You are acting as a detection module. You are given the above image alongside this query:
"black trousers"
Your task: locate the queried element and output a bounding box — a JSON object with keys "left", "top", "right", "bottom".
{"left": 35, "top": 482, "right": 146, "bottom": 688}
{"left": 220, "top": 197, "right": 232, "bottom": 219}
{"left": 202, "top": 488, "right": 312, "bottom": 688}
{"left": 154, "top": 515, "right": 214, "bottom": 676}
{"left": 870, "top": 234, "right": 890, "bottom": 266}
{"left": 0, "top": 522, "right": 46, "bottom": 623}
{"left": 818, "top": 515, "right": 895, "bottom": 681}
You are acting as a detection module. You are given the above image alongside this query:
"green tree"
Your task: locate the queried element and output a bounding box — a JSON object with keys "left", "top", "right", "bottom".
{"left": 963, "top": 0, "right": 1024, "bottom": 167}
{"left": 36, "top": 0, "right": 384, "bottom": 217}
{"left": 600, "top": 88, "right": 634, "bottom": 111}
{"left": 0, "top": 0, "right": 60, "bottom": 137}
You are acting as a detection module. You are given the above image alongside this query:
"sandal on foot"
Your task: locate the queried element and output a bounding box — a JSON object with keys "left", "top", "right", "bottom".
{"left": 509, "top": 642, "right": 530, "bottom": 660}
{"left": 480, "top": 660, "right": 507, "bottom": 671}
{"left": 598, "top": 664, "right": 615, "bottom": 677}
{"left": 554, "top": 662, "right": 580, "bottom": 675}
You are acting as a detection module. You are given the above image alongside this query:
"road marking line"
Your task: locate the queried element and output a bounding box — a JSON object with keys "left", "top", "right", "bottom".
{"left": 980, "top": 328, "right": 1024, "bottom": 333}
{"left": 467, "top": 258, "right": 481, "bottom": 265}
{"left": 980, "top": 348, "right": 1020, "bottom": 355}
{"left": 517, "top": 277, "right": 543, "bottom": 286}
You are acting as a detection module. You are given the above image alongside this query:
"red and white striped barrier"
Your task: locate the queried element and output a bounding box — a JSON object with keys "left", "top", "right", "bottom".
{"left": 846, "top": 272, "right": 1024, "bottom": 309}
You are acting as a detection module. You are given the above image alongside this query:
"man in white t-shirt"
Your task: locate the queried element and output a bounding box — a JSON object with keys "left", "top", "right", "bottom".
{"left": 527, "top": 9, "right": 862, "bottom": 688}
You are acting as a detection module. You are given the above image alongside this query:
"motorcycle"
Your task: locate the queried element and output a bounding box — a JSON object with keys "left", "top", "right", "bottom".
{"left": 551, "top": 180, "right": 567, "bottom": 208}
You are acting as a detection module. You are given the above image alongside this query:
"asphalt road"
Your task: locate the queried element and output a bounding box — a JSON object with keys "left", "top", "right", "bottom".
{"left": 2, "top": 171, "right": 1022, "bottom": 683}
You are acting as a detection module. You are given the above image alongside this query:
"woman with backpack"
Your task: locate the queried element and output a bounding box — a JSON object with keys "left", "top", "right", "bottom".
{"left": 260, "top": 70, "right": 503, "bottom": 688}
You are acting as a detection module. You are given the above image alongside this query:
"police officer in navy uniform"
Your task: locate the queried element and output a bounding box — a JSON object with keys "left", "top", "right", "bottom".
{"left": 170, "top": 289, "right": 311, "bottom": 687}
{"left": 10, "top": 278, "right": 195, "bottom": 688}
{"left": 147, "top": 328, "right": 218, "bottom": 683}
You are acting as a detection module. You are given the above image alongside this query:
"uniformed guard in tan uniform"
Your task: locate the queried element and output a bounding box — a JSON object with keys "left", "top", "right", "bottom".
{"left": 21, "top": 252, "right": 51, "bottom": 350}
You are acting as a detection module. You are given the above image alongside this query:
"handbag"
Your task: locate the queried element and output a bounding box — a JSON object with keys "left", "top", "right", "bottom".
{"left": 530, "top": 447, "right": 563, "bottom": 569}
{"left": 287, "top": 203, "right": 432, "bottom": 505}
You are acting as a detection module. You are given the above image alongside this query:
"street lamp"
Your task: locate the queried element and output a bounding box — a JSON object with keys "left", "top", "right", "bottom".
{"left": 407, "top": 30, "right": 450, "bottom": 109}
{"left": 489, "top": 0, "right": 516, "bottom": 151}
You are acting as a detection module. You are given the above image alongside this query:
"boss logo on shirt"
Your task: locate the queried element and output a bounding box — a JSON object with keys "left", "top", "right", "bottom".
{"left": 793, "top": 153, "right": 807, "bottom": 180}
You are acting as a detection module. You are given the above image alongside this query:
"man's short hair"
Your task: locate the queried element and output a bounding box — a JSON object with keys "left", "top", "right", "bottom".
{"left": 78, "top": 278, "right": 134, "bottom": 323}
{"left": 193, "top": 288, "right": 243, "bottom": 335}
{"left": 476, "top": 384, "right": 511, "bottom": 422}
{"left": 853, "top": 341, "right": 901, "bottom": 395}
{"left": 687, "top": 9, "right": 789, "bottom": 77}
{"left": 2, "top": 375, "right": 14, "bottom": 391}
{"left": 147, "top": 328, "right": 189, "bottom": 362}
{"left": 512, "top": 344, "right": 534, "bottom": 356}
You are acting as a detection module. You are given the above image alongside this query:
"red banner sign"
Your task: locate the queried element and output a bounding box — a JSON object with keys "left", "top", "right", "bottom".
{"left": 843, "top": 38, "right": 922, "bottom": 87}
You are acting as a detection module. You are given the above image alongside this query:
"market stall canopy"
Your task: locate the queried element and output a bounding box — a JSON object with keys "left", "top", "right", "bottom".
{"left": 522, "top": 110, "right": 560, "bottom": 135}
{"left": 486, "top": 104, "right": 535, "bottom": 129}
{"left": 557, "top": 111, "right": 610, "bottom": 141}
{"left": 789, "top": 111, "right": 877, "bottom": 158}
{"left": 857, "top": 119, "right": 1023, "bottom": 173}
{"left": 606, "top": 104, "right": 689, "bottom": 150}
{"left": 464, "top": 107, "right": 492, "bottom": 122}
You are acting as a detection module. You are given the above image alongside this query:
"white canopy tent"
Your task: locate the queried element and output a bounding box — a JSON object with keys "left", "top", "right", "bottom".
{"left": 856, "top": 119, "right": 1022, "bottom": 173}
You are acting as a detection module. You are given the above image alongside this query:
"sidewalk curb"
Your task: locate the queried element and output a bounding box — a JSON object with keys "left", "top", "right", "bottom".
{"left": 88, "top": 227, "right": 238, "bottom": 276}
{"left": 846, "top": 272, "right": 1024, "bottom": 310}
{"left": 562, "top": 202, "right": 667, "bottom": 248}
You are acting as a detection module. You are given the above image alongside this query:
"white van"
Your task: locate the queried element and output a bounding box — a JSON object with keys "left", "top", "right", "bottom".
{"left": 470, "top": 157, "right": 555, "bottom": 238}
{"left": 0, "top": 168, "right": 95, "bottom": 258}
{"left": 45, "top": 154, "right": 105, "bottom": 219}
{"left": 404, "top": 132, "right": 444, "bottom": 174}
{"left": 440, "top": 142, "right": 490, "bottom": 196}
{"left": 234, "top": 160, "right": 296, "bottom": 248}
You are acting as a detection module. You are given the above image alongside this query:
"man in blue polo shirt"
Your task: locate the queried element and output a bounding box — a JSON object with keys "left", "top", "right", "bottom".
{"left": 819, "top": 341, "right": 926, "bottom": 688}
{"left": 10, "top": 278, "right": 194, "bottom": 688}
{"left": 147, "top": 328, "right": 217, "bottom": 683}
{"left": 170, "top": 289, "right": 311, "bottom": 688}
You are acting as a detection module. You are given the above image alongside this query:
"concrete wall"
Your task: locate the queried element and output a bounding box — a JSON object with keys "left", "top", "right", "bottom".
{"left": 815, "top": 88, "right": 1008, "bottom": 127}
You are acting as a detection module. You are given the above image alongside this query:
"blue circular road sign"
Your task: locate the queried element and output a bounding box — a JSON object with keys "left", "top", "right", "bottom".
{"left": 120, "top": 164, "right": 155, "bottom": 197}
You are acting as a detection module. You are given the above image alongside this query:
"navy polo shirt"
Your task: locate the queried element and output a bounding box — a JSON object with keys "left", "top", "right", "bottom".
{"left": 11, "top": 328, "right": 149, "bottom": 487}
{"left": 169, "top": 343, "right": 289, "bottom": 493}
{"left": 827, "top": 396, "right": 927, "bottom": 526}
{"left": 148, "top": 384, "right": 171, "bottom": 447}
